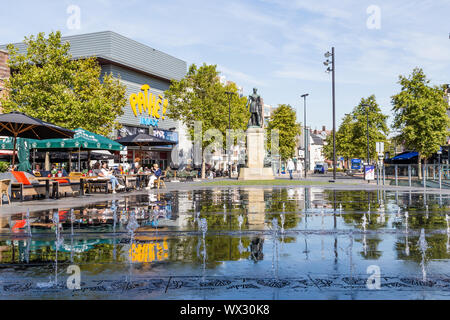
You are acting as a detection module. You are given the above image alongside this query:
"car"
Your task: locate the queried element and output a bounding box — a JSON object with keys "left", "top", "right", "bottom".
{"left": 314, "top": 163, "right": 326, "bottom": 174}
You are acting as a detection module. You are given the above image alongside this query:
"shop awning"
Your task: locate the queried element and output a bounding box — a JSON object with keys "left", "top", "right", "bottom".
{"left": 391, "top": 152, "right": 418, "bottom": 160}
{"left": 115, "top": 133, "right": 177, "bottom": 147}
{"left": 0, "top": 128, "right": 123, "bottom": 151}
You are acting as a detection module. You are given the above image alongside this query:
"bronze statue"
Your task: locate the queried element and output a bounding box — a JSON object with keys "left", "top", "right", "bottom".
{"left": 247, "top": 88, "right": 262, "bottom": 128}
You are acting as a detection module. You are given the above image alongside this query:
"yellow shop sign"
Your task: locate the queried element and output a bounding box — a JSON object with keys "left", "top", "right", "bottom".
{"left": 129, "top": 84, "right": 168, "bottom": 120}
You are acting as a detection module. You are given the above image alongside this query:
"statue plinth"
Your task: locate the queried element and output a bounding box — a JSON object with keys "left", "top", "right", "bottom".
{"left": 239, "top": 128, "right": 274, "bottom": 180}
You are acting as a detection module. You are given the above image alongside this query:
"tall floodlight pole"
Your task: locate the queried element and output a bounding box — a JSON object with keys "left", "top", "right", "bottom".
{"left": 324, "top": 47, "right": 336, "bottom": 181}
{"left": 362, "top": 103, "right": 370, "bottom": 165}
{"left": 225, "top": 91, "right": 235, "bottom": 179}
{"left": 301, "top": 94, "right": 309, "bottom": 179}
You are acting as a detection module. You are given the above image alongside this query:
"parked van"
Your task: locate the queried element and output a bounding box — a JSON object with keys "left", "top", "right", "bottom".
{"left": 314, "top": 163, "right": 328, "bottom": 174}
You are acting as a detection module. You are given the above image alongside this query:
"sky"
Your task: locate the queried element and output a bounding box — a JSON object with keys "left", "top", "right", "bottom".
{"left": 1, "top": 0, "right": 449, "bottom": 133}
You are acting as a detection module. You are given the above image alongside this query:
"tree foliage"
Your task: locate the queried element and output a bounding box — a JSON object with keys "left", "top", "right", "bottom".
{"left": 391, "top": 68, "right": 449, "bottom": 163}
{"left": 266, "top": 104, "right": 301, "bottom": 161}
{"left": 323, "top": 95, "right": 389, "bottom": 164}
{"left": 164, "top": 63, "right": 249, "bottom": 177}
{"left": 1, "top": 31, "right": 127, "bottom": 136}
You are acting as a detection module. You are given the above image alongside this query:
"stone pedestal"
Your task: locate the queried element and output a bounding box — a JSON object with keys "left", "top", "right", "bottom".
{"left": 239, "top": 128, "right": 274, "bottom": 180}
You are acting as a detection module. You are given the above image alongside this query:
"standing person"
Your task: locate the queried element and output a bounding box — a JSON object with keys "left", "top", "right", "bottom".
{"left": 287, "top": 158, "right": 295, "bottom": 180}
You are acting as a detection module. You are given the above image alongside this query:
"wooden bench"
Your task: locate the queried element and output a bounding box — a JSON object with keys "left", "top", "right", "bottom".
{"left": 11, "top": 182, "right": 47, "bottom": 201}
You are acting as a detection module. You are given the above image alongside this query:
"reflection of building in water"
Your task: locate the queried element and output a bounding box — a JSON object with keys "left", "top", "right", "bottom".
{"left": 129, "top": 239, "right": 169, "bottom": 263}
{"left": 247, "top": 189, "right": 266, "bottom": 230}
{"left": 177, "top": 192, "right": 194, "bottom": 215}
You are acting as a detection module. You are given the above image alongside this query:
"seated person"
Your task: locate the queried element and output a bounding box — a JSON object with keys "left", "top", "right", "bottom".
{"left": 32, "top": 164, "right": 42, "bottom": 176}
{"left": 146, "top": 164, "right": 162, "bottom": 189}
{"left": 95, "top": 163, "right": 124, "bottom": 194}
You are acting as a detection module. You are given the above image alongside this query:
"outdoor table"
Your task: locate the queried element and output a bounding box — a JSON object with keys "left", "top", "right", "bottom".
{"left": 116, "top": 174, "right": 139, "bottom": 191}
{"left": 136, "top": 173, "right": 152, "bottom": 189}
{"left": 117, "top": 173, "right": 151, "bottom": 190}
{"left": 35, "top": 176, "right": 70, "bottom": 199}
{"left": 78, "top": 176, "right": 108, "bottom": 195}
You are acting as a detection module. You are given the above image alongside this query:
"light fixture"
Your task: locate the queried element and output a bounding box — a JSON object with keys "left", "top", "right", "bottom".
{"left": 324, "top": 52, "right": 332, "bottom": 58}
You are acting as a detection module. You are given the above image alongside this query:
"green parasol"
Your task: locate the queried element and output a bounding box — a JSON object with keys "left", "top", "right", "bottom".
{"left": 16, "top": 138, "right": 32, "bottom": 172}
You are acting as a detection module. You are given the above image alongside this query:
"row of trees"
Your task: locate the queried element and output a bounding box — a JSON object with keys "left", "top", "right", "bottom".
{"left": 323, "top": 68, "right": 449, "bottom": 175}
{"left": 165, "top": 64, "right": 301, "bottom": 178}
{"left": 322, "top": 95, "right": 389, "bottom": 166}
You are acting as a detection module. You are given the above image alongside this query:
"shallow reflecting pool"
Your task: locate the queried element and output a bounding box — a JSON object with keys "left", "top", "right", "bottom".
{"left": 1, "top": 188, "right": 450, "bottom": 299}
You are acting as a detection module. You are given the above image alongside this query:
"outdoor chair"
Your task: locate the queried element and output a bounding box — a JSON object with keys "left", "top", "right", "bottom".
{"left": 155, "top": 171, "right": 167, "bottom": 189}
{"left": 0, "top": 179, "right": 11, "bottom": 206}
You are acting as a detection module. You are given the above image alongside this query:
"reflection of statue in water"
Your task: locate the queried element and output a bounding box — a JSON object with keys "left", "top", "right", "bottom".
{"left": 250, "top": 237, "right": 264, "bottom": 262}
{"left": 247, "top": 88, "right": 262, "bottom": 128}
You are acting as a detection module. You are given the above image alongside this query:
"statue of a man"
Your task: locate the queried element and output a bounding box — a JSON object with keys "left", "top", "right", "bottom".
{"left": 247, "top": 88, "right": 262, "bottom": 128}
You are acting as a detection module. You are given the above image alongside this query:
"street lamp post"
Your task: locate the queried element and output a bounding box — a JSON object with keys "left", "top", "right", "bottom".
{"left": 301, "top": 94, "right": 309, "bottom": 179}
{"left": 225, "top": 91, "right": 235, "bottom": 179}
{"left": 362, "top": 103, "right": 370, "bottom": 165}
{"left": 324, "top": 47, "right": 336, "bottom": 181}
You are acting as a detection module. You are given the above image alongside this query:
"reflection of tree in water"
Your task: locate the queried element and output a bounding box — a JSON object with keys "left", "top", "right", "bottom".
{"left": 324, "top": 190, "right": 380, "bottom": 213}
{"left": 166, "top": 236, "right": 251, "bottom": 267}
{"left": 322, "top": 190, "right": 389, "bottom": 230}
{"left": 395, "top": 234, "right": 450, "bottom": 262}
{"left": 355, "top": 237, "right": 383, "bottom": 260}
{"left": 323, "top": 190, "right": 387, "bottom": 260}
{"left": 0, "top": 241, "right": 126, "bottom": 270}
{"left": 188, "top": 190, "right": 245, "bottom": 215}
{"left": 393, "top": 207, "right": 448, "bottom": 231}
{"left": 266, "top": 189, "right": 301, "bottom": 243}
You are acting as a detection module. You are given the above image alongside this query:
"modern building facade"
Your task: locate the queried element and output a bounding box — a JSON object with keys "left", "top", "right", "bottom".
{"left": 1, "top": 31, "right": 191, "bottom": 169}
{"left": 0, "top": 50, "right": 9, "bottom": 112}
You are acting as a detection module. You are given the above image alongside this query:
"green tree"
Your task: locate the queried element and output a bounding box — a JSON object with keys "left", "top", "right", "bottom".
{"left": 323, "top": 113, "right": 355, "bottom": 167}
{"left": 391, "top": 68, "right": 450, "bottom": 177}
{"left": 352, "top": 95, "right": 389, "bottom": 162}
{"left": 323, "top": 95, "right": 388, "bottom": 167}
{"left": 1, "top": 31, "right": 127, "bottom": 136}
{"left": 164, "top": 63, "right": 249, "bottom": 178}
{"left": 266, "top": 104, "right": 301, "bottom": 166}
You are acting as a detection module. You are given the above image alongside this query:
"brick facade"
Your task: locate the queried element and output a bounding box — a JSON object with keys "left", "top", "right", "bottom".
{"left": 0, "top": 50, "right": 10, "bottom": 112}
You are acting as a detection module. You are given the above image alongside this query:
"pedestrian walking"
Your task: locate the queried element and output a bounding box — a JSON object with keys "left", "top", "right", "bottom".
{"left": 287, "top": 158, "right": 295, "bottom": 180}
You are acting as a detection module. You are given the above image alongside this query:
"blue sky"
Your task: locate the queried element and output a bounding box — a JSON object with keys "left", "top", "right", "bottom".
{"left": 1, "top": 0, "right": 449, "bottom": 133}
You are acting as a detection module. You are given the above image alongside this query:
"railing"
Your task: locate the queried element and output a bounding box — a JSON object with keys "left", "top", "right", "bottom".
{"left": 379, "top": 163, "right": 450, "bottom": 189}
